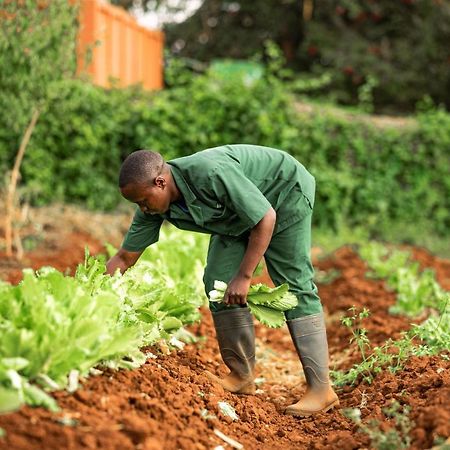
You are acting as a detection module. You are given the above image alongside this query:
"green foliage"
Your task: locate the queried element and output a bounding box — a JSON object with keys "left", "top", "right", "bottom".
{"left": 0, "top": 226, "right": 207, "bottom": 413}
{"left": 331, "top": 328, "right": 431, "bottom": 388}
{"left": 359, "top": 242, "right": 449, "bottom": 317}
{"left": 0, "top": 0, "right": 79, "bottom": 138}
{"left": 209, "top": 280, "right": 298, "bottom": 328}
{"left": 344, "top": 400, "right": 412, "bottom": 450}
{"left": 305, "top": 0, "right": 450, "bottom": 111}
{"left": 0, "top": 80, "right": 144, "bottom": 208}
{"left": 341, "top": 307, "right": 371, "bottom": 362}
{"left": 164, "top": 0, "right": 303, "bottom": 65}
{"left": 412, "top": 299, "right": 450, "bottom": 352}
{"left": 161, "top": 0, "right": 450, "bottom": 112}
{"left": 134, "top": 73, "right": 296, "bottom": 161}
{"left": 333, "top": 307, "right": 449, "bottom": 386}
{"left": 332, "top": 242, "right": 449, "bottom": 387}
{"left": 0, "top": 70, "right": 449, "bottom": 238}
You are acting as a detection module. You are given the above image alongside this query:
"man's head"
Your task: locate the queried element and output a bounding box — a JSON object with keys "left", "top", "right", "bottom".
{"left": 119, "top": 150, "right": 175, "bottom": 214}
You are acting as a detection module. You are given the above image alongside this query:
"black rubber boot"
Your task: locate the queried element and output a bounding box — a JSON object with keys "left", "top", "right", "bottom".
{"left": 285, "top": 312, "right": 339, "bottom": 416}
{"left": 206, "top": 307, "right": 256, "bottom": 394}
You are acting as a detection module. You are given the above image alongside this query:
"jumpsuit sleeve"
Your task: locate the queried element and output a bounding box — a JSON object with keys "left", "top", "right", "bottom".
{"left": 121, "top": 208, "right": 164, "bottom": 252}
{"left": 208, "top": 163, "right": 272, "bottom": 229}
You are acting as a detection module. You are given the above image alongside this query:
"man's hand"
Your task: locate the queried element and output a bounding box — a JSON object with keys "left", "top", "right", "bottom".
{"left": 223, "top": 274, "right": 252, "bottom": 305}
{"left": 106, "top": 248, "right": 143, "bottom": 275}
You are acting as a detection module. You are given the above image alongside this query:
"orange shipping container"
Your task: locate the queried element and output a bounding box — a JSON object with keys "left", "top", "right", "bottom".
{"left": 77, "top": 0, "right": 163, "bottom": 90}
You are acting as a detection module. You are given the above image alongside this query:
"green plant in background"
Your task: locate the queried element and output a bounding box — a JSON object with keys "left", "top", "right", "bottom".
{"left": 344, "top": 400, "right": 412, "bottom": 450}
{"left": 0, "top": 0, "right": 78, "bottom": 135}
{"left": 342, "top": 307, "right": 371, "bottom": 362}
{"left": 333, "top": 242, "right": 449, "bottom": 387}
{"left": 0, "top": 226, "right": 208, "bottom": 413}
{"left": 332, "top": 311, "right": 448, "bottom": 388}
{"left": 412, "top": 296, "right": 450, "bottom": 353}
{"left": 357, "top": 75, "right": 379, "bottom": 113}
{"left": 359, "top": 242, "right": 448, "bottom": 316}
{"left": 163, "top": 51, "right": 208, "bottom": 88}
{"left": 0, "top": 0, "right": 80, "bottom": 256}
{"left": 303, "top": 1, "right": 450, "bottom": 111}
{"left": 313, "top": 267, "right": 341, "bottom": 285}
{"left": 331, "top": 306, "right": 410, "bottom": 386}
{"left": 331, "top": 332, "right": 430, "bottom": 388}
{"left": 1, "top": 61, "right": 449, "bottom": 242}
{"left": 359, "top": 242, "right": 411, "bottom": 284}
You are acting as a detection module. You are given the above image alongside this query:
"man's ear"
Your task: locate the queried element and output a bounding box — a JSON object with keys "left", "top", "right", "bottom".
{"left": 154, "top": 175, "right": 166, "bottom": 189}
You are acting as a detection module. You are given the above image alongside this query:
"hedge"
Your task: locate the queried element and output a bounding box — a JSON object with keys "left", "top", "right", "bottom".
{"left": 1, "top": 75, "right": 448, "bottom": 236}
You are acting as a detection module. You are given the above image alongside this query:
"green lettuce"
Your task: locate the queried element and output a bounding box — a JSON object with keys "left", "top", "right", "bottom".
{"left": 209, "top": 280, "right": 297, "bottom": 328}
{"left": 0, "top": 226, "right": 208, "bottom": 413}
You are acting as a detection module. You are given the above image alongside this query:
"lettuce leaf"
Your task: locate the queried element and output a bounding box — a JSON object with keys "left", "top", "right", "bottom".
{"left": 209, "top": 280, "right": 297, "bottom": 328}
{"left": 0, "top": 225, "right": 209, "bottom": 413}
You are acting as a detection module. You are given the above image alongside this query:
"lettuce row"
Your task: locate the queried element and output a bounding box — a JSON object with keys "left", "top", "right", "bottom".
{"left": 0, "top": 226, "right": 208, "bottom": 413}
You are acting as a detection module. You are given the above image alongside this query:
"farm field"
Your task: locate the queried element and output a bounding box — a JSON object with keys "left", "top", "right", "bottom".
{"left": 2, "top": 2, "right": 450, "bottom": 448}
{"left": 0, "top": 206, "right": 448, "bottom": 450}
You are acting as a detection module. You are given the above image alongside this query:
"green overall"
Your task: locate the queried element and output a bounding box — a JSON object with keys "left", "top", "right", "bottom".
{"left": 122, "top": 144, "right": 322, "bottom": 318}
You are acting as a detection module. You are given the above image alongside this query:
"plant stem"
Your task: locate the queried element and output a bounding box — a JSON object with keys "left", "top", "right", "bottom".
{"left": 4, "top": 108, "right": 40, "bottom": 257}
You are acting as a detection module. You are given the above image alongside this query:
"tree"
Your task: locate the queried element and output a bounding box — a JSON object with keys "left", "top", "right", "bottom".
{"left": 303, "top": 0, "right": 450, "bottom": 110}
{"left": 0, "top": 0, "right": 79, "bottom": 257}
{"left": 156, "top": 0, "right": 450, "bottom": 111}
{"left": 164, "top": 0, "right": 303, "bottom": 63}
{"left": 109, "top": 0, "right": 304, "bottom": 62}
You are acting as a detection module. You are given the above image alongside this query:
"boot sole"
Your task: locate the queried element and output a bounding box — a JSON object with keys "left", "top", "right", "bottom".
{"left": 285, "top": 399, "right": 340, "bottom": 417}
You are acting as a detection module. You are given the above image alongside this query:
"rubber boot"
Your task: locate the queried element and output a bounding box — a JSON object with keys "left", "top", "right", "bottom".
{"left": 205, "top": 307, "right": 256, "bottom": 395}
{"left": 285, "top": 312, "right": 339, "bottom": 417}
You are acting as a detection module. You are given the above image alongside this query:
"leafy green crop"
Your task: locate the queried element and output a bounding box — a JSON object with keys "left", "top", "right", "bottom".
{"left": 332, "top": 242, "right": 449, "bottom": 387}
{"left": 209, "top": 280, "right": 297, "bottom": 328}
{"left": 359, "top": 242, "right": 448, "bottom": 317}
{"left": 0, "top": 226, "right": 208, "bottom": 413}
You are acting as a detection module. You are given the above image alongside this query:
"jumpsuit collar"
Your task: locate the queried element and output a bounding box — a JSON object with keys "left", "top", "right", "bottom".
{"left": 167, "top": 162, "right": 204, "bottom": 226}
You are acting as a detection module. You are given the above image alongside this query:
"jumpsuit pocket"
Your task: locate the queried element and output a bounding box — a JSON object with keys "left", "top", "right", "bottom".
{"left": 274, "top": 192, "right": 313, "bottom": 234}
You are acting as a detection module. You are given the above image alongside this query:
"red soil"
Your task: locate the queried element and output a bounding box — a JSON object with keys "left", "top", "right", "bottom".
{"left": 0, "top": 242, "right": 449, "bottom": 449}
{"left": 0, "top": 231, "right": 104, "bottom": 284}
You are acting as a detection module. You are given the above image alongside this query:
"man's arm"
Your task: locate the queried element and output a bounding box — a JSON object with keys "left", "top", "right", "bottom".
{"left": 106, "top": 248, "right": 143, "bottom": 275}
{"left": 108, "top": 207, "right": 163, "bottom": 275}
{"left": 224, "top": 207, "right": 276, "bottom": 305}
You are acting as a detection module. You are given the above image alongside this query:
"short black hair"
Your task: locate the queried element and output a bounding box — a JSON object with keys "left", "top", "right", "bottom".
{"left": 119, "top": 150, "right": 164, "bottom": 188}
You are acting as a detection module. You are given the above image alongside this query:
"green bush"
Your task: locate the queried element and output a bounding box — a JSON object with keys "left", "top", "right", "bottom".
{"left": 291, "top": 108, "right": 450, "bottom": 236}
{"left": 0, "top": 74, "right": 448, "bottom": 237}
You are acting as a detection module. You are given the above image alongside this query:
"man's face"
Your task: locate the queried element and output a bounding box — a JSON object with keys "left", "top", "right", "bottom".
{"left": 121, "top": 178, "right": 171, "bottom": 215}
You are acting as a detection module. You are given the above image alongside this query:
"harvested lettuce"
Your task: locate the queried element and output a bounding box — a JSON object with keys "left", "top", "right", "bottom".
{"left": 209, "top": 280, "right": 297, "bottom": 328}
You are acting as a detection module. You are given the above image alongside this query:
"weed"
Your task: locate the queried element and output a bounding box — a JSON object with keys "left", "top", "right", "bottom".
{"left": 341, "top": 307, "right": 371, "bottom": 362}
{"left": 331, "top": 306, "right": 436, "bottom": 387}
{"left": 344, "top": 400, "right": 412, "bottom": 450}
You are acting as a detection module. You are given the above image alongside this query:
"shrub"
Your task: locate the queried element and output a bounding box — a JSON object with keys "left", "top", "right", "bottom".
{"left": 0, "top": 74, "right": 448, "bottom": 237}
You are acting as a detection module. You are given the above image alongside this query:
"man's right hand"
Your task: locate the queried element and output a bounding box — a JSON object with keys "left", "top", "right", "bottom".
{"left": 105, "top": 248, "right": 143, "bottom": 275}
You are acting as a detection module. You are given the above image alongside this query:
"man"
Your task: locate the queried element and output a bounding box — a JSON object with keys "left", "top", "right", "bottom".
{"left": 106, "top": 144, "right": 339, "bottom": 417}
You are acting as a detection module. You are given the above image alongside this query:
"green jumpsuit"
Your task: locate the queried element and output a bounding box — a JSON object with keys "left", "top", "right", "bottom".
{"left": 122, "top": 144, "right": 322, "bottom": 318}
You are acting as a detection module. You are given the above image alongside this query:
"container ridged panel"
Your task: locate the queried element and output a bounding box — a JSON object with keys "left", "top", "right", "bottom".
{"left": 77, "top": 0, "right": 163, "bottom": 90}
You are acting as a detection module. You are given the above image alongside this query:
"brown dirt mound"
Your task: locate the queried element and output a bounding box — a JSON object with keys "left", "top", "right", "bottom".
{"left": 0, "top": 231, "right": 104, "bottom": 285}
{"left": 408, "top": 246, "right": 450, "bottom": 291}
{"left": 0, "top": 246, "right": 448, "bottom": 450}
{"left": 0, "top": 312, "right": 447, "bottom": 450}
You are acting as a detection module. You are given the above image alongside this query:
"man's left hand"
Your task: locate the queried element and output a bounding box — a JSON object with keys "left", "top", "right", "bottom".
{"left": 223, "top": 274, "right": 252, "bottom": 305}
